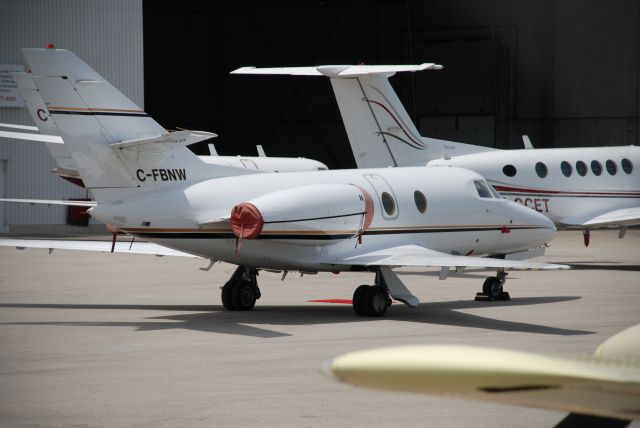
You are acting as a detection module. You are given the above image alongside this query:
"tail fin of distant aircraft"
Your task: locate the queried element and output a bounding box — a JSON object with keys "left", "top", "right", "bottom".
{"left": 22, "top": 48, "right": 253, "bottom": 202}
{"left": 232, "top": 65, "right": 494, "bottom": 168}
{"left": 11, "top": 71, "right": 82, "bottom": 184}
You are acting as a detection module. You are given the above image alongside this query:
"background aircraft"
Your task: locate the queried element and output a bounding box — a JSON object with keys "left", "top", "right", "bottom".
{"left": 0, "top": 48, "right": 567, "bottom": 316}
{"left": 0, "top": 71, "right": 327, "bottom": 189}
{"left": 232, "top": 65, "right": 640, "bottom": 246}
{"left": 327, "top": 323, "right": 640, "bottom": 427}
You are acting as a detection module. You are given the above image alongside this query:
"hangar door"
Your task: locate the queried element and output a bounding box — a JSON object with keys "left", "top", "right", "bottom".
{"left": 0, "top": 160, "right": 5, "bottom": 232}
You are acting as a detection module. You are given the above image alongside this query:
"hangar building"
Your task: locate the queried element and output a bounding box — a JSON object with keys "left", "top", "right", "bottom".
{"left": 1, "top": 0, "right": 639, "bottom": 233}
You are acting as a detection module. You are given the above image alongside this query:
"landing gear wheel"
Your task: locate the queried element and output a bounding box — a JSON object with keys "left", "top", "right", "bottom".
{"left": 221, "top": 281, "right": 235, "bottom": 310}
{"left": 366, "top": 286, "right": 389, "bottom": 317}
{"left": 482, "top": 276, "right": 503, "bottom": 301}
{"left": 230, "top": 280, "right": 257, "bottom": 311}
{"left": 221, "top": 266, "right": 260, "bottom": 311}
{"left": 352, "top": 284, "right": 369, "bottom": 316}
{"left": 353, "top": 285, "right": 389, "bottom": 317}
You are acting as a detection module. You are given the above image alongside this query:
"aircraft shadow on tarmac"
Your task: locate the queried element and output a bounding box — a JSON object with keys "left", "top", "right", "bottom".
{"left": 0, "top": 296, "right": 592, "bottom": 338}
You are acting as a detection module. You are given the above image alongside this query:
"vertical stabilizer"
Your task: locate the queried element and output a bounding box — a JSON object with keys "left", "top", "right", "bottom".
{"left": 232, "top": 65, "right": 496, "bottom": 168}
{"left": 23, "top": 48, "right": 253, "bottom": 201}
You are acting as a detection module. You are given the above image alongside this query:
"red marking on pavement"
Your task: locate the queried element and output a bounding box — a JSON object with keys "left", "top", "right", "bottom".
{"left": 308, "top": 299, "right": 353, "bottom": 304}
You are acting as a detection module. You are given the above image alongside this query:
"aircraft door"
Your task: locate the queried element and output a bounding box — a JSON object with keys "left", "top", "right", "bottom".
{"left": 363, "top": 173, "right": 399, "bottom": 219}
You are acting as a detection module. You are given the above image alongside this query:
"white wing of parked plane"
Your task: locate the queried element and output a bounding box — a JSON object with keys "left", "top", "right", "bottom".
{"left": 0, "top": 238, "right": 197, "bottom": 257}
{"left": 337, "top": 244, "right": 569, "bottom": 270}
{"left": 0, "top": 198, "right": 96, "bottom": 207}
{"left": 0, "top": 129, "right": 63, "bottom": 143}
{"left": 560, "top": 207, "right": 640, "bottom": 228}
{"left": 0, "top": 122, "right": 39, "bottom": 131}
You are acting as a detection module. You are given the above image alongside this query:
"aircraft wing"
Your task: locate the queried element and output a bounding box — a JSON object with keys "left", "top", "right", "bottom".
{"left": 329, "top": 344, "right": 640, "bottom": 422}
{"left": 0, "top": 129, "right": 63, "bottom": 144}
{"left": 0, "top": 122, "right": 39, "bottom": 131}
{"left": 0, "top": 238, "right": 197, "bottom": 257}
{"left": 0, "top": 198, "right": 96, "bottom": 207}
{"left": 560, "top": 207, "right": 640, "bottom": 228}
{"left": 336, "top": 244, "right": 569, "bottom": 270}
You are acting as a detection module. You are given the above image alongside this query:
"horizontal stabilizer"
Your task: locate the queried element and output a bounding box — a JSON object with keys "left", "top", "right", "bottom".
{"left": 0, "top": 198, "right": 96, "bottom": 207}
{"left": 0, "top": 238, "right": 196, "bottom": 257}
{"left": 0, "top": 122, "right": 39, "bottom": 131}
{"left": 112, "top": 130, "right": 217, "bottom": 151}
{"left": 336, "top": 244, "right": 569, "bottom": 270}
{"left": 232, "top": 63, "right": 442, "bottom": 78}
{"left": 0, "top": 129, "right": 63, "bottom": 144}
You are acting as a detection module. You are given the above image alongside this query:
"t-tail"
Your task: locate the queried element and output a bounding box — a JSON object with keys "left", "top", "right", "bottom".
{"left": 22, "top": 47, "right": 254, "bottom": 202}
{"left": 232, "top": 64, "right": 494, "bottom": 168}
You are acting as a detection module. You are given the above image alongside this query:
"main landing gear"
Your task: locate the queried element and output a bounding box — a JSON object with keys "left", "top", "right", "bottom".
{"left": 475, "top": 269, "right": 510, "bottom": 301}
{"left": 221, "top": 266, "right": 261, "bottom": 310}
{"left": 352, "top": 271, "right": 393, "bottom": 317}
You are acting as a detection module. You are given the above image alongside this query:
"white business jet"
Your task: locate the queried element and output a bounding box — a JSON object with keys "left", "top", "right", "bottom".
{"left": 0, "top": 48, "right": 567, "bottom": 316}
{"left": 233, "top": 65, "right": 640, "bottom": 246}
{"left": 0, "top": 72, "right": 327, "bottom": 189}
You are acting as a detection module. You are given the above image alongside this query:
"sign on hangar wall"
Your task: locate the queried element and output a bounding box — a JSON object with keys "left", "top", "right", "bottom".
{"left": 0, "top": 64, "right": 25, "bottom": 107}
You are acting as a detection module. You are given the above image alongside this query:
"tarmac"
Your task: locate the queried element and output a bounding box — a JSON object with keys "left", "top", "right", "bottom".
{"left": 0, "top": 229, "right": 639, "bottom": 427}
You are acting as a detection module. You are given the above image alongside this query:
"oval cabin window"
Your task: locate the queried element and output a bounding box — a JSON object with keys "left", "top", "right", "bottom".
{"left": 560, "top": 161, "right": 572, "bottom": 177}
{"left": 535, "top": 162, "right": 548, "bottom": 178}
{"left": 591, "top": 160, "right": 602, "bottom": 176}
{"left": 414, "top": 190, "right": 427, "bottom": 213}
{"left": 606, "top": 160, "right": 617, "bottom": 175}
{"left": 381, "top": 192, "right": 396, "bottom": 216}
{"left": 621, "top": 158, "right": 633, "bottom": 174}
{"left": 576, "top": 161, "right": 587, "bottom": 176}
{"left": 502, "top": 164, "right": 517, "bottom": 177}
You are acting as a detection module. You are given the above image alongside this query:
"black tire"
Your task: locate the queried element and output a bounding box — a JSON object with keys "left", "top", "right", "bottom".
{"left": 352, "top": 284, "right": 369, "bottom": 316}
{"left": 221, "top": 281, "right": 235, "bottom": 310}
{"left": 363, "top": 286, "right": 389, "bottom": 317}
{"left": 230, "top": 280, "right": 257, "bottom": 311}
{"left": 482, "top": 276, "right": 502, "bottom": 301}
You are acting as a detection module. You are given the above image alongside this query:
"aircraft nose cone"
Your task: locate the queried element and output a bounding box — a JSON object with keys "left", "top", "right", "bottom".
{"left": 507, "top": 201, "right": 556, "bottom": 245}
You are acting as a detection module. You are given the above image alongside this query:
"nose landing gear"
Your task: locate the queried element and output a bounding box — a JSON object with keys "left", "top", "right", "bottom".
{"left": 221, "top": 266, "right": 261, "bottom": 310}
{"left": 475, "top": 270, "right": 510, "bottom": 301}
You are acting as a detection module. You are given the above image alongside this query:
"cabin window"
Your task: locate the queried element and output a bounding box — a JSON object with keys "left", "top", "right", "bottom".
{"left": 591, "top": 160, "right": 602, "bottom": 176}
{"left": 414, "top": 190, "right": 427, "bottom": 213}
{"left": 576, "top": 161, "right": 587, "bottom": 176}
{"left": 535, "top": 162, "right": 548, "bottom": 178}
{"left": 502, "top": 164, "right": 517, "bottom": 177}
{"left": 474, "top": 180, "right": 492, "bottom": 198}
{"left": 606, "top": 160, "right": 617, "bottom": 175}
{"left": 621, "top": 158, "right": 633, "bottom": 174}
{"left": 560, "top": 161, "right": 572, "bottom": 177}
{"left": 381, "top": 192, "right": 396, "bottom": 216}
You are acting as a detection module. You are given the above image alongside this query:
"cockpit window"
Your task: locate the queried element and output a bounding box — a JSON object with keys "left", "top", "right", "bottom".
{"left": 474, "top": 180, "right": 493, "bottom": 198}
{"left": 488, "top": 184, "right": 503, "bottom": 199}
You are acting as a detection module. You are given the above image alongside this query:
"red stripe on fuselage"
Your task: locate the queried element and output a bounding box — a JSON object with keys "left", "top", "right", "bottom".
{"left": 493, "top": 184, "right": 640, "bottom": 197}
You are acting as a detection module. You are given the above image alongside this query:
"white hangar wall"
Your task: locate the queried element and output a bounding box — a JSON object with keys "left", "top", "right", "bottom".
{"left": 0, "top": 0, "right": 143, "bottom": 233}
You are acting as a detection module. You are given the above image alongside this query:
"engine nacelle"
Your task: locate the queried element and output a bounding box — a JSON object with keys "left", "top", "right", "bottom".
{"left": 230, "top": 184, "right": 374, "bottom": 244}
